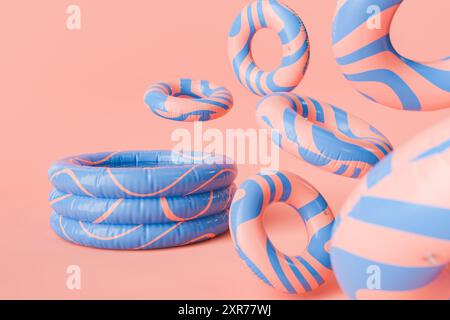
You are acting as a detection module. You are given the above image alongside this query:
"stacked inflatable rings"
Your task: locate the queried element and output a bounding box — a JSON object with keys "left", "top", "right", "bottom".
{"left": 48, "top": 151, "right": 238, "bottom": 250}
{"left": 49, "top": 185, "right": 236, "bottom": 225}
{"left": 229, "top": 170, "right": 335, "bottom": 294}
{"left": 228, "top": 0, "right": 310, "bottom": 96}
{"left": 331, "top": 117, "right": 450, "bottom": 300}
{"left": 333, "top": 0, "right": 450, "bottom": 111}
{"left": 256, "top": 93, "right": 393, "bottom": 178}
{"left": 144, "top": 79, "right": 234, "bottom": 122}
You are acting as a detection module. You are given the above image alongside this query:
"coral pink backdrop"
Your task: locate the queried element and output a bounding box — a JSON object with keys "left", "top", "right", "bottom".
{"left": 1, "top": 0, "right": 449, "bottom": 299}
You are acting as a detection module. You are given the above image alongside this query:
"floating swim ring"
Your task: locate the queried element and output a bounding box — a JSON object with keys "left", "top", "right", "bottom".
{"left": 229, "top": 171, "right": 334, "bottom": 294}
{"left": 333, "top": 0, "right": 450, "bottom": 111}
{"left": 144, "top": 79, "right": 234, "bottom": 121}
{"left": 331, "top": 117, "right": 450, "bottom": 299}
{"left": 256, "top": 93, "right": 393, "bottom": 178}
{"left": 228, "top": 0, "right": 310, "bottom": 95}
{"left": 48, "top": 151, "right": 237, "bottom": 198}
{"left": 50, "top": 211, "right": 229, "bottom": 250}
{"left": 49, "top": 185, "right": 236, "bottom": 224}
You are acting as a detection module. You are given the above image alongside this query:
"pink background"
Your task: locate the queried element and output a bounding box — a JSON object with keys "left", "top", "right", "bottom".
{"left": 1, "top": 0, "right": 449, "bottom": 299}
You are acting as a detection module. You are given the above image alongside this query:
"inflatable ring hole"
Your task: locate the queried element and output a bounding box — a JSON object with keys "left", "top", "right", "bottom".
{"left": 390, "top": 0, "right": 450, "bottom": 62}
{"left": 263, "top": 202, "right": 309, "bottom": 257}
{"left": 251, "top": 28, "right": 283, "bottom": 72}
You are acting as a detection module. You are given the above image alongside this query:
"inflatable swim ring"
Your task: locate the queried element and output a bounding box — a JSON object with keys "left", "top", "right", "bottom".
{"left": 144, "top": 79, "right": 233, "bottom": 121}
{"left": 228, "top": 0, "right": 310, "bottom": 95}
{"left": 48, "top": 151, "right": 237, "bottom": 198}
{"left": 256, "top": 93, "right": 393, "bottom": 178}
{"left": 49, "top": 185, "right": 236, "bottom": 224}
{"left": 50, "top": 211, "right": 229, "bottom": 250}
{"left": 229, "top": 171, "right": 334, "bottom": 294}
{"left": 333, "top": 0, "right": 450, "bottom": 111}
{"left": 331, "top": 117, "right": 450, "bottom": 299}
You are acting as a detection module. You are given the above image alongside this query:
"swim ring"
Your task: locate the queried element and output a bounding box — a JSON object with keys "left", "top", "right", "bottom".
{"left": 256, "top": 93, "right": 393, "bottom": 178}
{"left": 228, "top": 0, "right": 310, "bottom": 95}
{"left": 229, "top": 171, "right": 335, "bottom": 294}
{"left": 144, "top": 79, "right": 233, "bottom": 121}
{"left": 333, "top": 0, "right": 450, "bottom": 111}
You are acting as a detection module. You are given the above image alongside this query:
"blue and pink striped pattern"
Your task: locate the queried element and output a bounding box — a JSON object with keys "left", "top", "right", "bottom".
{"left": 48, "top": 151, "right": 237, "bottom": 198}
{"left": 230, "top": 171, "right": 335, "bottom": 294}
{"left": 228, "top": 0, "right": 310, "bottom": 96}
{"left": 51, "top": 211, "right": 229, "bottom": 250}
{"left": 331, "top": 117, "right": 450, "bottom": 299}
{"left": 333, "top": 0, "right": 450, "bottom": 111}
{"left": 49, "top": 151, "right": 237, "bottom": 250}
{"left": 145, "top": 79, "right": 233, "bottom": 121}
{"left": 256, "top": 93, "right": 393, "bottom": 178}
{"left": 49, "top": 185, "right": 236, "bottom": 224}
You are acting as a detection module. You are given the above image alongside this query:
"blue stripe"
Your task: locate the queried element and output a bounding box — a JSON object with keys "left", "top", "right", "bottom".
{"left": 283, "top": 108, "right": 300, "bottom": 144}
{"left": 336, "top": 35, "right": 390, "bottom": 66}
{"left": 335, "top": 164, "right": 348, "bottom": 175}
{"left": 351, "top": 168, "right": 362, "bottom": 178}
{"left": 266, "top": 72, "right": 296, "bottom": 92}
{"left": 257, "top": 0, "right": 267, "bottom": 28}
{"left": 200, "top": 80, "right": 214, "bottom": 96}
{"left": 296, "top": 256, "right": 324, "bottom": 285}
{"left": 281, "top": 38, "right": 309, "bottom": 67}
{"left": 245, "top": 63, "right": 259, "bottom": 95}
{"left": 267, "top": 240, "right": 296, "bottom": 293}
{"left": 331, "top": 247, "right": 445, "bottom": 299}
{"left": 297, "top": 194, "right": 328, "bottom": 222}
{"left": 145, "top": 92, "right": 169, "bottom": 111}
{"left": 366, "top": 153, "right": 392, "bottom": 189}
{"left": 413, "top": 139, "right": 450, "bottom": 161}
{"left": 295, "top": 95, "right": 309, "bottom": 118}
{"left": 196, "top": 99, "right": 230, "bottom": 110}
{"left": 311, "top": 126, "right": 380, "bottom": 165}
{"left": 310, "top": 98, "right": 325, "bottom": 123}
{"left": 349, "top": 197, "right": 450, "bottom": 240}
{"left": 255, "top": 70, "right": 267, "bottom": 96}
{"left": 229, "top": 13, "right": 242, "bottom": 37}
{"left": 269, "top": 0, "right": 302, "bottom": 45}
{"left": 285, "top": 256, "right": 311, "bottom": 292}
{"left": 385, "top": 41, "right": 450, "bottom": 92}
{"left": 307, "top": 222, "right": 333, "bottom": 269}
{"left": 274, "top": 171, "right": 292, "bottom": 201}
{"left": 260, "top": 174, "right": 277, "bottom": 203}
{"left": 157, "top": 82, "right": 173, "bottom": 95}
{"left": 332, "top": 105, "right": 390, "bottom": 156}
{"left": 344, "top": 69, "right": 421, "bottom": 111}
{"left": 333, "top": 0, "right": 402, "bottom": 44}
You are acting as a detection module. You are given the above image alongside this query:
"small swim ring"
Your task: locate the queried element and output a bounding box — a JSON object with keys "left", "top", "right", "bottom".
{"left": 229, "top": 171, "right": 335, "bottom": 294}
{"left": 333, "top": 0, "right": 450, "bottom": 111}
{"left": 256, "top": 93, "right": 393, "bottom": 178}
{"left": 331, "top": 117, "right": 450, "bottom": 299}
{"left": 228, "top": 0, "right": 310, "bottom": 95}
{"left": 144, "top": 79, "right": 233, "bottom": 121}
